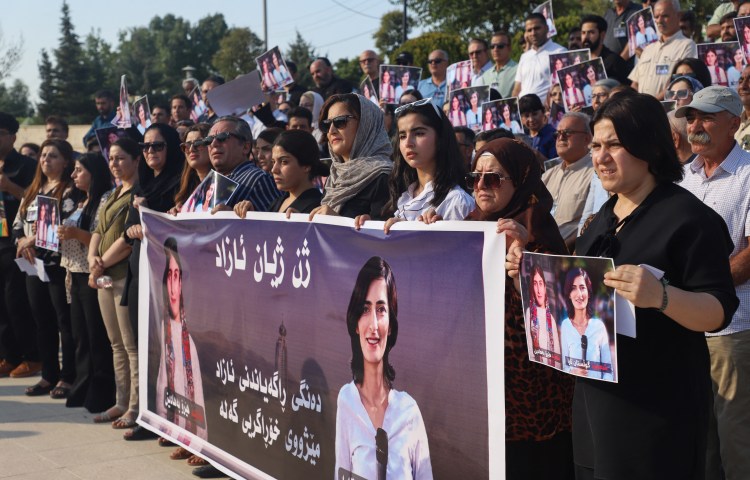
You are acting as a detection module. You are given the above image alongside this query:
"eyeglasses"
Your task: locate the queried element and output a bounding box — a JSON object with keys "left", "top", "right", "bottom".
{"left": 468, "top": 49, "right": 486, "bottom": 56}
{"left": 553, "top": 129, "right": 588, "bottom": 140}
{"left": 320, "top": 114, "right": 357, "bottom": 134}
{"left": 139, "top": 141, "right": 167, "bottom": 152}
{"left": 394, "top": 97, "right": 441, "bottom": 118}
{"left": 180, "top": 140, "right": 207, "bottom": 153}
{"left": 359, "top": 57, "right": 377, "bottom": 64}
{"left": 490, "top": 43, "right": 508, "bottom": 49}
{"left": 665, "top": 89, "right": 692, "bottom": 100}
{"left": 591, "top": 93, "right": 610, "bottom": 100}
{"left": 465, "top": 172, "right": 510, "bottom": 190}
{"left": 202, "top": 131, "right": 245, "bottom": 145}
{"left": 427, "top": 58, "right": 446, "bottom": 65}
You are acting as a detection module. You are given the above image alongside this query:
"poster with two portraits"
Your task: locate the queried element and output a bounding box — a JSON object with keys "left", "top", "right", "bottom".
{"left": 557, "top": 57, "right": 608, "bottom": 113}
{"left": 696, "top": 42, "right": 744, "bottom": 90}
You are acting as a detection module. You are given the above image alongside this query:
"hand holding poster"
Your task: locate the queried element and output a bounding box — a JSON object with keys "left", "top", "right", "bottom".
{"left": 181, "top": 170, "right": 239, "bottom": 213}
{"left": 256, "top": 47, "right": 294, "bottom": 93}
{"left": 35, "top": 195, "right": 60, "bottom": 252}
{"left": 379, "top": 65, "right": 422, "bottom": 104}
{"left": 133, "top": 95, "right": 152, "bottom": 135}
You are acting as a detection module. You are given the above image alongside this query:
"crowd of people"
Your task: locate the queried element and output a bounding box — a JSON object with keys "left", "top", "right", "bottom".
{"left": 1, "top": 0, "right": 750, "bottom": 478}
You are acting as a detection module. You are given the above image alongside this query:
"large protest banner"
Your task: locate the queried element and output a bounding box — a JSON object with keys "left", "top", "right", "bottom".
{"left": 137, "top": 210, "right": 506, "bottom": 479}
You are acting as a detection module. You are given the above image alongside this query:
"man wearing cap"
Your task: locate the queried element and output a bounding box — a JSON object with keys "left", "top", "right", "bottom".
{"left": 677, "top": 85, "right": 750, "bottom": 480}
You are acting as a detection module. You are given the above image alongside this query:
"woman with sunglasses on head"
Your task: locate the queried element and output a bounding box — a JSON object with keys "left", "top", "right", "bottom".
{"left": 309, "top": 94, "right": 393, "bottom": 220}
{"left": 58, "top": 152, "right": 116, "bottom": 412}
{"left": 355, "top": 98, "right": 474, "bottom": 231}
{"left": 467, "top": 138, "right": 575, "bottom": 479}
{"left": 664, "top": 75, "right": 704, "bottom": 108}
{"left": 173, "top": 123, "right": 212, "bottom": 213}
{"left": 13, "top": 139, "right": 83, "bottom": 399}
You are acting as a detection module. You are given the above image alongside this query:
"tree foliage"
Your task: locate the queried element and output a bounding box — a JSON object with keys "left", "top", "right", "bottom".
{"left": 333, "top": 57, "right": 364, "bottom": 87}
{"left": 374, "top": 10, "right": 415, "bottom": 59}
{"left": 0, "top": 26, "right": 23, "bottom": 82}
{"left": 212, "top": 28, "right": 265, "bottom": 81}
{"left": 286, "top": 30, "right": 317, "bottom": 90}
{"left": 0, "top": 79, "right": 34, "bottom": 118}
{"left": 391, "top": 32, "right": 466, "bottom": 74}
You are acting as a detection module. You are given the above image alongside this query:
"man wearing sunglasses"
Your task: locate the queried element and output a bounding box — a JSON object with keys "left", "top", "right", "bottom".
{"left": 418, "top": 50, "right": 449, "bottom": 108}
{"left": 203, "top": 117, "right": 280, "bottom": 213}
{"left": 359, "top": 50, "right": 381, "bottom": 93}
{"left": 479, "top": 31, "right": 518, "bottom": 98}
{"left": 468, "top": 38, "right": 493, "bottom": 86}
{"left": 541, "top": 112, "right": 594, "bottom": 251}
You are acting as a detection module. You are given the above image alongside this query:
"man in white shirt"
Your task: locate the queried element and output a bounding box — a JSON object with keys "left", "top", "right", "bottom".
{"left": 512, "top": 13, "right": 567, "bottom": 104}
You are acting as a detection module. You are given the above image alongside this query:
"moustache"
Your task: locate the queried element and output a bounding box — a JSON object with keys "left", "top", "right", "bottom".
{"left": 688, "top": 132, "right": 711, "bottom": 145}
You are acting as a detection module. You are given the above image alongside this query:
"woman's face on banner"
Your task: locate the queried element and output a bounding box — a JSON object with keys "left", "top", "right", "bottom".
{"left": 357, "top": 277, "right": 390, "bottom": 366}
{"left": 533, "top": 271, "right": 546, "bottom": 307}
{"left": 485, "top": 108, "right": 493, "bottom": 122}
{"left": 638, "top": 15, "right": 646, "bottom": 31}
{"left": 744, "top": 24, "right": 750, "bottom": 44}
{"left": 570, "top": 274, "right": 589, "bottom": 312}
{"left": 736, "top": 48, "right": 745, "bottom": 65}
{"left": 167, "top": 255, "right": 182, "bottom": 319}
{"left": 451, "top": 95, "right": 460, "bottom": 110}
{"left": 550, "top": 84, "right": 563, "bottom": 104}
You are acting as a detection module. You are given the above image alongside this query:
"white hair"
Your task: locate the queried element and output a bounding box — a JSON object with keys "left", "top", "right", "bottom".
{"left": 561, "top": 111, "right": 592, "bottom": 135}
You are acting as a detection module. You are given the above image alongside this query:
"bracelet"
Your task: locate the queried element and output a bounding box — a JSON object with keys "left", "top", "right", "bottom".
{"left": 658, "top": 276, "right": 670, "bottom": 312}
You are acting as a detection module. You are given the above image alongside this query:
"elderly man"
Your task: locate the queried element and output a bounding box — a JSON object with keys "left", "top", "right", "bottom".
{"left": 418, "top": 50, "right": 449, "bottom": 108}
{"left": 309, "top": 57, "right": 354, "bottom": 100}
{"left": 541, "top": 112, "right": 594, "bottom": 250}
{"left": 581, "top": 15, "right": 631, "bottom": 85}
{"left": 736, "top": 65, "right": 750, "bottom": 150}
{"left": 628, "top": 0, "right": 697, "bottom": 99}
{"left": 512, "top": 13, "right": 566, "bottom": 104}
{"left": 468, "top": 38, "right": 493, "bottom": 86}
{"left": 479, "top": 32, "right": 518, "bottom": 98}
{"left": 206, "top": 116, "right": 280, "bottom": 212}
{"left": 359, "top": 49, "right": 380, "bottom": 93}
{"left": 667, "top": 110, "right": 695, "bottom": 163}
{"left": 677, "top": 85, "right": 750, "bottom": 480}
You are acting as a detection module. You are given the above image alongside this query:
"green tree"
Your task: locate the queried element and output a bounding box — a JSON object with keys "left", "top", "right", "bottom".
{"left": 83, "top": 30, "right": 117, "bottom": 95}
{"left": 115, "top": 26, "right": 162, "bottom": 99}
{"left": 391, "top": 32, "right": 465, "bottom": 74}
{"left": 37, "top": 49, "right": 58, "bottom": 119}
{"left": 212, "top": 28, "right": 265, "bottom": 81}
{"left": 191, "top": 14, "right": 229, "bottom": 81}
{"left": 0, "top": 26, "right": 23, "bottom": 82}
{"left": 0, "top": 79, "right": 34, "bottom": 118}
{"left": 374, "top": 10, "right": 415, "bottom": 59}
{"left": 286, "top": 30, "right": 317, "bottom": 90}
{"left": 333, "top": 57, "right": 363, "bottom": 87}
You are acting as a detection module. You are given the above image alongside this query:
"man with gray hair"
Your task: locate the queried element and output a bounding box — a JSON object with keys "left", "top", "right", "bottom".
{"left": 205, "top": 116, "right": 280, "bottom": 212}
{"left": 418, "top": 49, "right": 449, "bottom": 108}
{"left": 666, "top": 110, "right": 694, "bottom": 163}
{"left": 628, "top": 0, "right": 696, "bottom": 99}
{"left": 541, "top": 111, "right": 594, "bottom": 250}
{"left": 677, "top": 85, "right": 750, "bottom": 480}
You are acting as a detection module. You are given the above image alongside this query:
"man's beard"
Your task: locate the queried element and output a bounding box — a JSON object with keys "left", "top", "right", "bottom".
{"left": 582, "top": 38, "right": 600, "bottom": 51}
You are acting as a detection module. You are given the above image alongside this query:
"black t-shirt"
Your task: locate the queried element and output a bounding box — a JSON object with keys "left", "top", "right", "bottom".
{"left": 573, "top": 182, "right": 738, "bottom": 479}
{"left": 268, "top": 188, "right": 322, "bottom": 214}
{"left": 337, "top": 173, "right": 390, "bottom": 220}
{"left": 1, "top": 149, "right": 36, "bottom": 248}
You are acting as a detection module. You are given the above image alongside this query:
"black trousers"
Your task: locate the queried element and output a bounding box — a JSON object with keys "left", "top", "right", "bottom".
{"left": 0, "top": 244, "right": 37, "bottom": 365}
{"left": 66, "top": 272, "right": 115, "bottom": 412}
{"left": 26, "top": 264, "right": 75, "bottom": 384}
{"left": 506, "top": 431, "right": 574, "bottom": 480}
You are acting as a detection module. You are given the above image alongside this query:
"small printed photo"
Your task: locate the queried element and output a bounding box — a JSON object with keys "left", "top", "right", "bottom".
{"left": 96, "top": 126, "right": 130, "bottom": 162}
{"left": 735, "top": 16, "right": 750, "bottom": 64}
{"left": 697, "top": 42, "right": 744, "bottom": 90}
{"left": 627, "top": 7, "right": 658, "bottom": 57}
{"left": 112, "top": 74, "right": 132, "bottom": 129}
{"left": 557, "top": 58, "right": 608, "bottom": 112}
{"left": 133, "top": 95, "right": 152, "bottom": 135}
{"left": 255, "top": 46, "right": 294, "bottom": 93}
{"left": 448, "top": 86, "right": 490, "bottom": 131}
{"left": 549, "top": 101, "right": 565, "bottom": 129}
{"left": 549, "top": 49, "right": 591, "bottom": 85}
{"left": 481, "top": 98, "right": 523, "bottom": 134}
{"left": 520, "top": 252, "right": 617, "bottom": 383}
{"left": 189, "top": 86, "right": 208, "bottom": 123}
{"left": 360, "top": 77, "right": 379, "bottom": 105}
{"left": 181, "top": 170, "right": 239, "bottom": 213}
{"left": 446, "top": 60, "right": 473, "bottom": 94}
{"left": 379, "top": 65, "right": 422, "bottom": 104}
{"left": 35, "top": 195, "right": 60, "bottom": 252}
{"left": 533, "top": 0, "right": 558, "bottom": 38}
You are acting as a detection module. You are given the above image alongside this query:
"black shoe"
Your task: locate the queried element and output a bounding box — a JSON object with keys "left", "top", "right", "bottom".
{"left": 192, "top": 465, "right": 226, "bottom": 478}
{"left": 123, "top": 425, "right": 159, "bottom": 441}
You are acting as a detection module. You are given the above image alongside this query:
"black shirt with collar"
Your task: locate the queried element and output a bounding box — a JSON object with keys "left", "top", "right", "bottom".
{"left": 313, "top": 76, "right": 355, "bottom": 100}
{"left": 598, "top": 46, "right": 633, "bottom": 85}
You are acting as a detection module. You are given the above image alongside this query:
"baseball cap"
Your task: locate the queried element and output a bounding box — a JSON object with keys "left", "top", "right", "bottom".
{"left": 674, "top": 85, "right": 742, "bottom": 118}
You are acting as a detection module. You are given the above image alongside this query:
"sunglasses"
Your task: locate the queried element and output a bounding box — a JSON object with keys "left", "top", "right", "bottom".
{"left": 665, "top": 88, "right": 691, "bottom": 100}
{"left": 490, "top": 43, "right": 508, "bottom": 49}
{"left": 468, "top": 49, "right": 486, "bottom": 56}
{"left": 394, "top": 97, "right": 441, "bottom": 117}
{"left": 320, "top": 114, "right": 357, "bottom": 134}
{"left": 139, "top": 141, "right": 166, "bottom": 152}
{"left": 554, "top": 129, "right": 588, "bottom": 140}
{"left": 465, "top": 172, "right": 510, "bottom": 190}
{"left": 201, "top": 131, "right": 245, "bottom": 145}
{"left": 427, "top": 58, "right": 446, "bottom": 65}
{"left": 180, "top": 140, "right": 207, "bottom": 153}
{"left": 359, "top": 57, "right": 377, "bottom": 64}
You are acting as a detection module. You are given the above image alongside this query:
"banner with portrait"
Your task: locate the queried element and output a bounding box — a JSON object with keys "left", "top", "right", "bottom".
{"left": 137, "top": 210, "right": 506, "bottom": 480}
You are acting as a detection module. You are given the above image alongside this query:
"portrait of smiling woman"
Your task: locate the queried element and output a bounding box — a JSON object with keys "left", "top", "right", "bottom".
{"left": 335, "top": 256, "right": 432, "bottom": 480}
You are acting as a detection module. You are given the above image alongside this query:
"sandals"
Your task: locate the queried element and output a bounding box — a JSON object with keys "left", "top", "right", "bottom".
{"left": 123, "top": 425, "right": 158, "bottom": 441}
{"left": 93, "top": 406, "right": 125, "bottom": 424}
{"left": 50, "top": 382, "right": 71, "bottom": 399}
{"left": 187, "top": 455, "right": 209, "bottom": 467}
{"left": 170, "top": 447, "right": 193, "bottom": 460}
{"left": 111, "top": 411, "right": 137, "bottom": 429}
{"left": 25, "top": 381, "right": 53, "bottom": 396}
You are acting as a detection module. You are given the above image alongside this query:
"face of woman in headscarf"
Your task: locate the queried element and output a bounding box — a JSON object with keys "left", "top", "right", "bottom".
{"left": 167, "top": 254, "right": 182, "bottom": 319}
{"left": 569, "top": 274, "right": 589, "bottom": 312}
{"left": 533, "top": 271, "right": 546, "bottom": 307}
{"left": 326, "top": 101, "right": 359, "bottom": 161}
{"left": 668, "top": 79, "right": 693, "bottom": 107}
{"left": 472, "top": 153, "right": 516, "bottom": 214}
{"left": 356, "top": 277, "right": 390, "bottom": 367}
{"left": 144, "top": 129, "right": 167, "bottom": 174}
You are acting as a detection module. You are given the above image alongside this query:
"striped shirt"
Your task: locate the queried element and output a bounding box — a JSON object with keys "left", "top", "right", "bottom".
{"left": 679, "top": 143, "right": 750, "bottom": 335}
{"left": 226, "top": 161, "right": 281, "bottom": 212}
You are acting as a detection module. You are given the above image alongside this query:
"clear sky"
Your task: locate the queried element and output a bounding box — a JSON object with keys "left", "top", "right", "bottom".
{"left": 2, "top": 0, "right": 415, "bottom": 105}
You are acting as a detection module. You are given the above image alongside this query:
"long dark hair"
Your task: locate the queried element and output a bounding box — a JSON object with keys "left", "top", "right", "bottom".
{"left": 139, "top": 123, "right": 185, "bottom": 195}
{"left": 346, "top": 256, "right": 399, "bottom": 388}
{"left": 273, "top": 130, "right": 329, "bottom": 179}
{"left": 383, "top": 102, "right": 467, "bottom": 216}
{"left": 77, "top": 152, "right": 114, "bottom": 231}
{"left": 564, "top": 267, "right": 594, "bottom": 319}
{"left": 175, "top": 123, "right": 211, "bottom": 205}
{"left": 20, "top": 138, "right": 77, "bottom": 218}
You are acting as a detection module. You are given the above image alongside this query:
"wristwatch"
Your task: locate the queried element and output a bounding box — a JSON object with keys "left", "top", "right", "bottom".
{"left": 658, "top": 276, "right": 669, "bottom": 312}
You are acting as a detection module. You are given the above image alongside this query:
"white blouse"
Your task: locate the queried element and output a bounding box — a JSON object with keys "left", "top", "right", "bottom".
{"left": 394, "top": 182, "right": 475, "bottom": 221}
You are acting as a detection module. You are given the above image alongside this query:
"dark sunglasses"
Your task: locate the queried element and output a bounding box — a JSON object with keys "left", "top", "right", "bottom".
{"left": 490, "top": 43, "right": 508, "bottom": 49}
{"left": 139, "top": 141, "right": 166, "bottom": 152}
{"left": 201, "top": 131, "right": 245, "bottom": 145}
{"left": 665, "top": 88, "right": 691, "bottom": 100}
{"left": 427, "top": 58, "right": 445, "bottom": 65}
{"left": 320, "top": 114, "right": 357, "bottom": 134}
{"left": 180, "top": 140, "right": 207, "bottom": 153}
{"left": 465, "top": 172, "right": 510, "bottom": 190}
{"left": 553, "top": 129, "right": 588, "bottom": 140}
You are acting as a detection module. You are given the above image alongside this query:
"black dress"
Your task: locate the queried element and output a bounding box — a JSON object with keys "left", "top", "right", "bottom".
{"left": 268, "top": 188, "right": 322, "bottom": 214}
{"left": 337, "top": 173, "right": 390, "bottom": 220}
{"left": 573, "top": 182, "right": 738, "bottom": 480}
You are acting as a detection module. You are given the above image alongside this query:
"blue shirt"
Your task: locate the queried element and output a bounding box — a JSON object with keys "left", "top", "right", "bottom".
{"left": 82, "top": 111, "right": 116, "bottom": 147}
{"left": 226, "top": 161, "right": 281, "bottom": 212}
{"left": 532, "top": 124, "right": 557, "bottom": 160}
{"left": 417, "top": 78, "right": 447, "bottom": 108}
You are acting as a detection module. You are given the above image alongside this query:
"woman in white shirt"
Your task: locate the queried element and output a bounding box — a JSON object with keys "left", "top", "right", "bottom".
{"left": 335, "top": 256, "right": 432, "bottom": 480}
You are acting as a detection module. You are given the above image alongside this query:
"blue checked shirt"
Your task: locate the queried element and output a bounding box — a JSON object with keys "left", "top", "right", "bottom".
{"left": 226, "top": 161, "right": 281, "bottom": 212}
